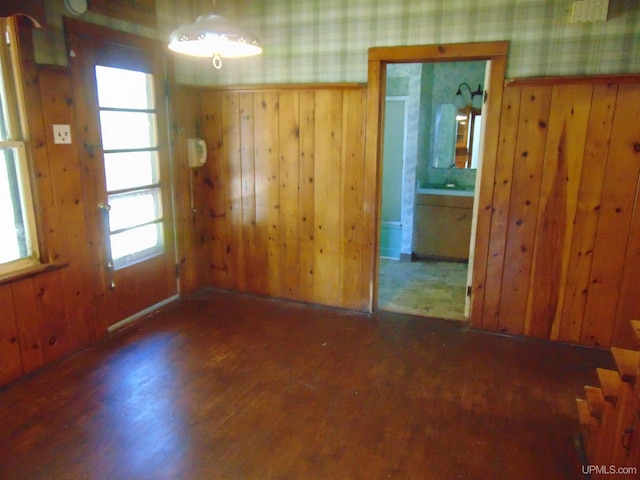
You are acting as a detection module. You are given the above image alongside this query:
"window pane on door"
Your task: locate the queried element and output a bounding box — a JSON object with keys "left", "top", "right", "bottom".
{"left": 108, "top": 188, "right": 162, "bottom": 232}
{"left": 111, "top": 223, "right": 163, "bottom": 269}
{"left": 95, "top": 65, "right": 154, "bottom": 110}
{"left": 99, "top": 111, "right": 157, "bottom": 150}
{"left": 104, "top": 151, "right": 159, "bottom": 191}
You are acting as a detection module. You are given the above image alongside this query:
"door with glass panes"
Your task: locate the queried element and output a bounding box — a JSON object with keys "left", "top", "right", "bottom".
{"left": 67, "top": 24, "right": 177, "bottom": 330}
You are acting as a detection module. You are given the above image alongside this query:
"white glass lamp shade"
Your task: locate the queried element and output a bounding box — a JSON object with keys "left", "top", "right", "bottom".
{"left": 168, "top": 14, "right": 262, "bottom": 59}
{"left": 471, "top": 93, "right": 483, "bottom": 109}
{"left": 454, "top": 93, "right": 466, "bottom": 110}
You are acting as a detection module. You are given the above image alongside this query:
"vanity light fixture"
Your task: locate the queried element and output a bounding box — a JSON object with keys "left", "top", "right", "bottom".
{"left": 168, "top": 1, "right": 262, "bottom": 69}
{"left": 454, "top": 82, "right": 483, "bottom": 110}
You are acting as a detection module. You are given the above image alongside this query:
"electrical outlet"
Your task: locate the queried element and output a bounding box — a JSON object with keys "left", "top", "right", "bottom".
{"left": 53, "top": 124, "right": 72, "bottom": 144}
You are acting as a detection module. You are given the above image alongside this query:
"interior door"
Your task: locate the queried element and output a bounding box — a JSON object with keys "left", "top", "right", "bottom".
{"left": 67, "top": 23, "right": 177, "bottom": 331}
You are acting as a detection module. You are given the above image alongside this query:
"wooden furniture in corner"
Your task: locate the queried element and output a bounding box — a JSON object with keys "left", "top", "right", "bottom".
{"left": 577, "top": 320, "right": 640, "bottom": 477}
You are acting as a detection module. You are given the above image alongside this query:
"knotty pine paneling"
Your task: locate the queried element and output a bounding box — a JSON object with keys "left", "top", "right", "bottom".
{"left": 222, "top": 91, "right": 246, "bottom": 292}
{"left": 278, "top": 91, "right": 302, "bottom": 299}
{"left": 298, "top": 91, "right": 317, "bottom": 301}
{"left": 558, "top": 84, "right": 616, "bottom": 344}
{"left": 194, "top": 86, "right": 368, "bottom": 310}
{"left": 481, "top": 85, "right": 522, "bottom": 332}
{"left": 580, "top": 83, "right": 640, "bottom": 347}
{"left": 172, "top": 85, "right": 204, "bottom": 296}
{"left": 0, "top": 65, "right": 99, "bottom": 386}
{"left": 340, "top": 89, "right": 368, "bottom": 309}
{"left": 254, "top": 91, "right": 282, "bottom": 298}
{"left": 474, "top": 77, "right": 640, "bottom": 349}
{"left": 527, "top": 84, "right": 592, "bottom": 339}
{"left": 38, "top": 67, "right": 96, "bottom": 351}
{"left": 496, "top": 85, "right": 552, "bottom": 335}
{"left": 0, "top": 284, "right": 22, "bottom": 384}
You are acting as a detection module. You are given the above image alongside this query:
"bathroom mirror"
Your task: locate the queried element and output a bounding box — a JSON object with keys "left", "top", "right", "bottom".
{"left": 432, "top": 104, "right": 481, "bottom": 169}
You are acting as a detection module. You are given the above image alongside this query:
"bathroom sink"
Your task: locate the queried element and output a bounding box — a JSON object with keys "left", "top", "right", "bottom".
{"left": 416, "top": 183, "right": 475, "bottom": 197}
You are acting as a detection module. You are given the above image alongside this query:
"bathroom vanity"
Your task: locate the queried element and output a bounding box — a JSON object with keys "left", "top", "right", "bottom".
{"left": 413, "top": 189, "right": 474, "bottom": 260}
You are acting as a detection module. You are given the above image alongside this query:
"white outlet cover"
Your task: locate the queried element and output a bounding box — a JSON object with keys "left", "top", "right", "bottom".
{"left": 53, "top": 124, "right": 72, "bottom": 144}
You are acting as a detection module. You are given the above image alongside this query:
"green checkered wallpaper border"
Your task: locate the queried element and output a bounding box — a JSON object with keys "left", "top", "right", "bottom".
{"left": 33, "top": 0, "right": 640, "bottom": 86}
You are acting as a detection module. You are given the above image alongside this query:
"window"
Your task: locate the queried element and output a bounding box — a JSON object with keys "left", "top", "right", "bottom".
{"left": 0, "top": 18, "right": 39, "bottom": 276}
{"left": 95, "top": 65, "right": 164, "bottom": 269}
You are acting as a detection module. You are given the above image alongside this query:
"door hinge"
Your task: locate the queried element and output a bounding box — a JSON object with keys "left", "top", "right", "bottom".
{"left": 175, "top": 263, "right": 180, "bottom": 279}
{"left": 466, "top": 285, "right": 472, "bottom": 297}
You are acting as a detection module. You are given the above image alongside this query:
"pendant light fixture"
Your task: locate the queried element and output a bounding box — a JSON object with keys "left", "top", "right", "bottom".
{"left": 168, "top": 1, "right": 262, "bottom": 69}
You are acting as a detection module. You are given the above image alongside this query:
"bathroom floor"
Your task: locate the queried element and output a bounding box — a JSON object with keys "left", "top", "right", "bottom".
{"left": 377, "top": 258, "right": 468, "bottom": 321}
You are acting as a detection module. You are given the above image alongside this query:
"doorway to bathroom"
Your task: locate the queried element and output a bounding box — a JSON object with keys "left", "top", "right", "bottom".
{"left": 367, "top": 42, "right": 508, "bottom": 323}
{"left": 378, "top": 60, "right": 485, "bottom": 321}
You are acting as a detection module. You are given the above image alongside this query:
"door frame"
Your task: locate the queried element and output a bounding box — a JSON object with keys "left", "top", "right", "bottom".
{"left": 362, "top": 42, "right": 508, "bottom": 323}
{"left": 64, "top": 18, "right": 179, "bottom": 334}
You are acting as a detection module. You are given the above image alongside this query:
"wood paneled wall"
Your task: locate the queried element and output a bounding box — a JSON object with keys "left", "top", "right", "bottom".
{"left": 194, "top": 79, "right": 640, "bottom": 351}
{"left": 2, "top": 42, "right": 638, "bottom": 388}
{"left": 0, "top": 75, "right": 200, "bottom": 388}
{"left": 0, "top": 64, "right": 98, "bottom": 386}
{"left": 472, "top": 77, "right": 640, "bottom": 349}
{"left": 192, "top": 86, "right": 368, "bottom": 310}
{"left": 0, "top": 21, "right": 203, "bottom": 388}
{"left": 171, "top": 85, "right": 203, "bottom": 296}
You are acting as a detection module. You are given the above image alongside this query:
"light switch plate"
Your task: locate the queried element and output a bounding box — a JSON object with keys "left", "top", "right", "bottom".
{"left": 53, "top": 124, "right": 72, "bottom": 144}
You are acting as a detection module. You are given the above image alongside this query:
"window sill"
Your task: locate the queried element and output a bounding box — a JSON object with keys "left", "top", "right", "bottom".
{"left": 0, "top": 259, "right": 69, "bottom": 286}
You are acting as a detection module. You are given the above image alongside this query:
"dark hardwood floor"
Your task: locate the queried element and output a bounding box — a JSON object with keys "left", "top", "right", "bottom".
{"left": 0, "top": 289, "right": 613, "bottom": 479}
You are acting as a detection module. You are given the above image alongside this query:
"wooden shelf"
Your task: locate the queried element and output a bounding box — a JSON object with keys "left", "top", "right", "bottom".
{"left": 596, "top": 368, "right": 622, "bottom": 404}
{"left": 610, "top": 347, "right": 640, "bottom": 384}
{"left": 576, "top": 398, "right": 594, "bottom": 426}
{"left": 577, "top": 320, "right": 640, "bottom": 469}
{"left": 584, "top": 385, "right": 606, "bottom": 421}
